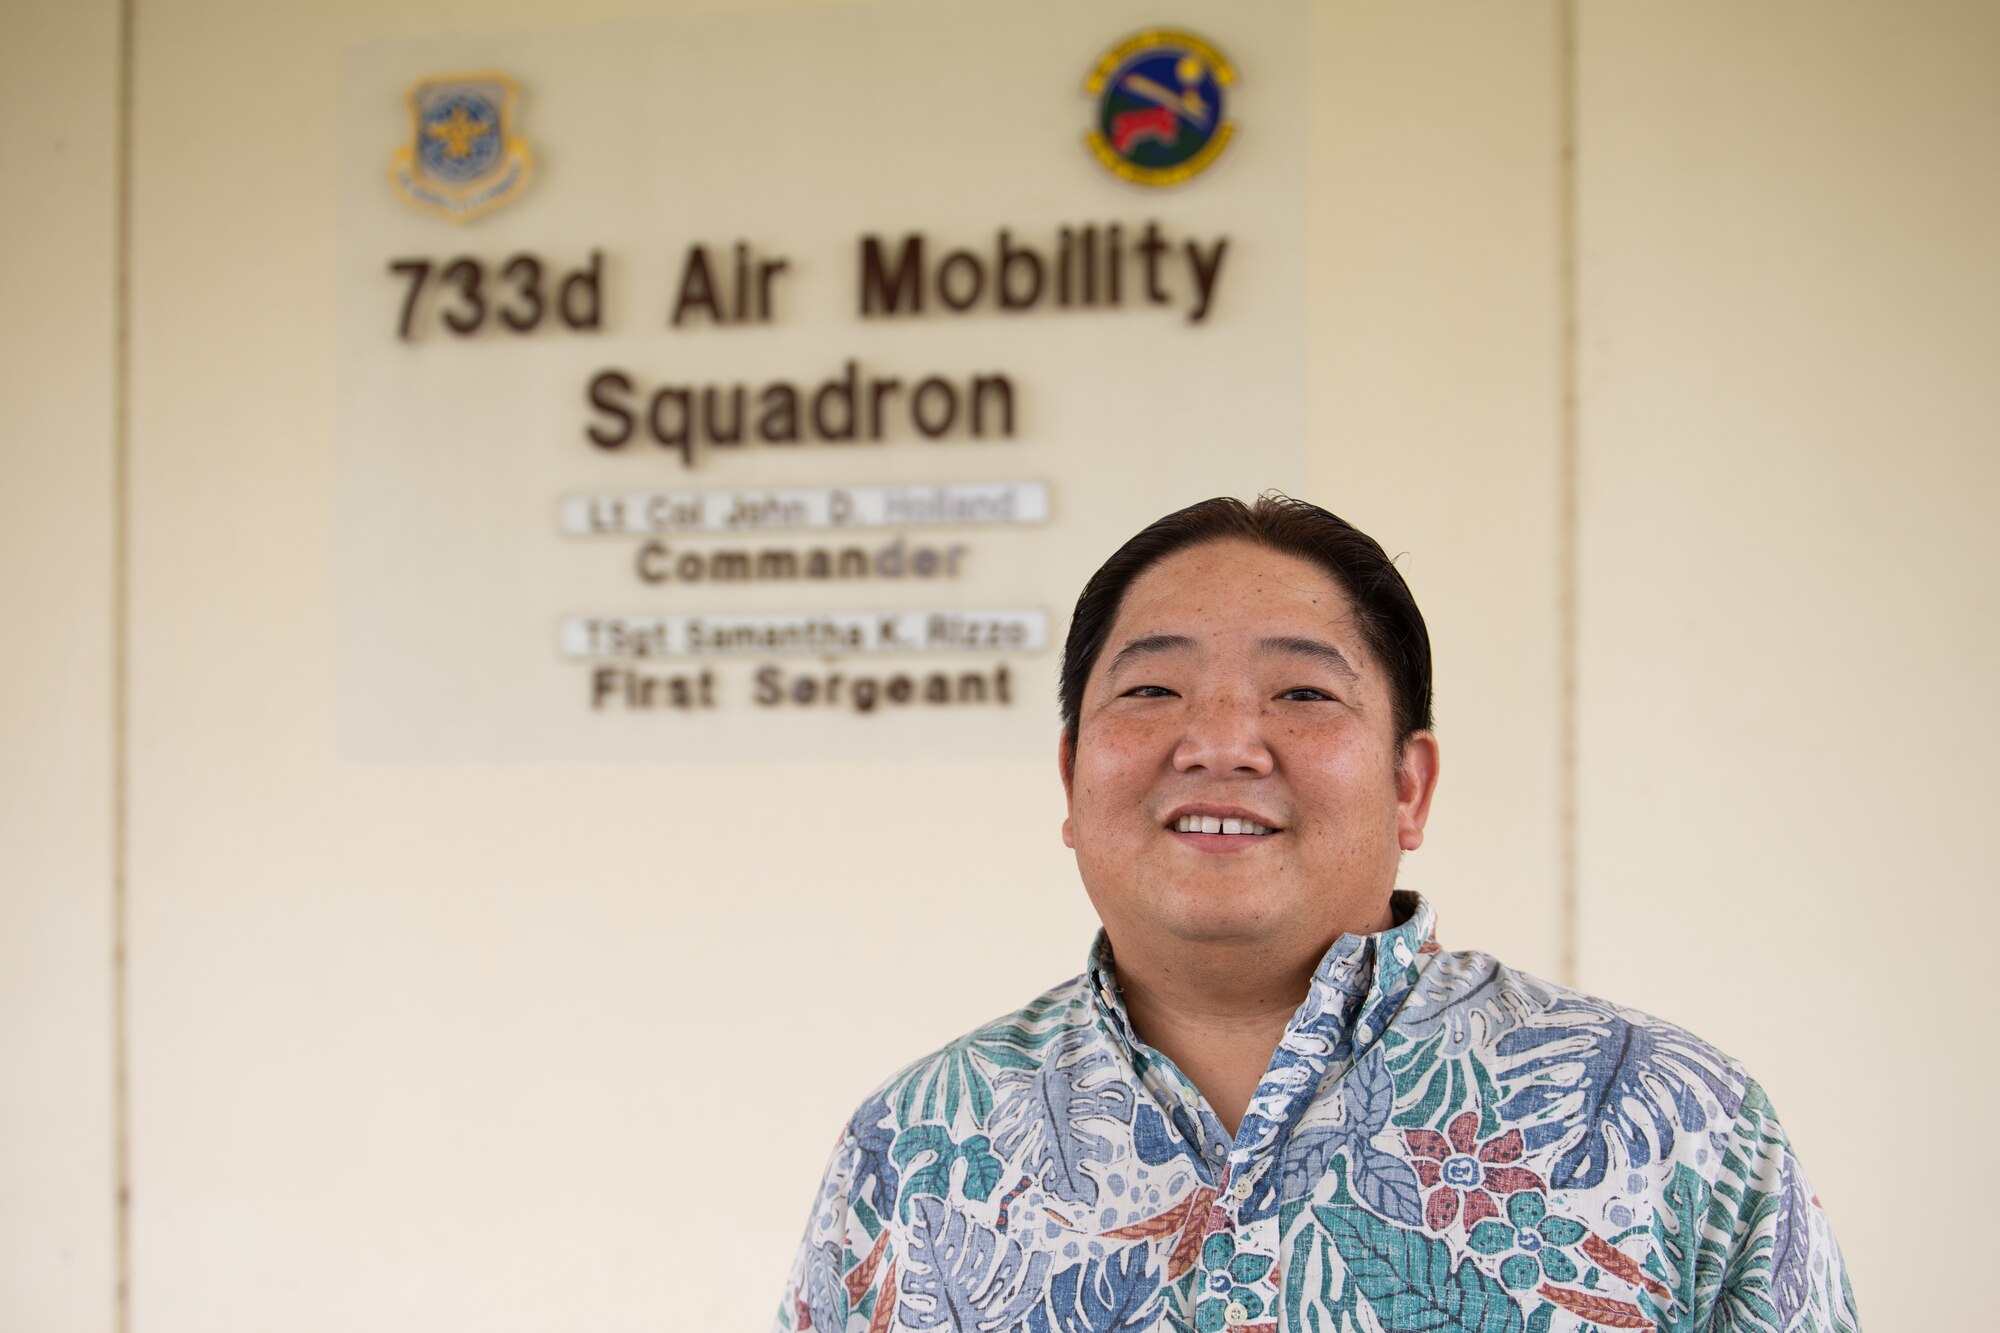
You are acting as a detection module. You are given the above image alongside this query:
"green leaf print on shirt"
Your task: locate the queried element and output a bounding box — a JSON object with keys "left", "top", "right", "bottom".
{"left": 891, "top": 1125, "right": 1004, "bottom": 1220}
{"left": 1316, "top": 1203, "right": 1525, "bottom": 1333}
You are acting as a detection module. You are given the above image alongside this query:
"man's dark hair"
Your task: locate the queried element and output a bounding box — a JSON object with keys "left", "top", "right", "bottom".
{"left": 1059, "top": 494, "right": 1434, "bottom": 769}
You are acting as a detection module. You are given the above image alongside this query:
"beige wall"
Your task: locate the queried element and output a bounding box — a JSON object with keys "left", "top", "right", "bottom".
{"left": 4, "top": 0, "right": 1995, "bottom": 1327}
{"left": 1574, "top": 6, "right": 2000, "bottom": 1324}
{"left": 0, "top": 0, "right": 121, "bottom": 1328}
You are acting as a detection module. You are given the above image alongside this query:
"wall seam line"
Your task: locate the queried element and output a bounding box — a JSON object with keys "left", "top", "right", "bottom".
{"left": 112, "top": 0, "right": 135, "bottom": 1327}
{"left": 1555, "top": 0, "right": 1581, "bottom": 990}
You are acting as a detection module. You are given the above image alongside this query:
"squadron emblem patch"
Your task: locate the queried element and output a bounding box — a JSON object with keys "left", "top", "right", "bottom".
{"left": 389, "top": 73, "right": 534, "bottom": 223}
{"left": 1084, "top": 29, "right": 1235, "bottom": 188}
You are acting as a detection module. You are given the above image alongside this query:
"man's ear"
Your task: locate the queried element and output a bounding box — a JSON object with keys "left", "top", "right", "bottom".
{"left": 1395, "top": 730, "right": 1441, "bottom": 852}
{"left": 1057, "top": 731, "right": 1076, "bottom": 849}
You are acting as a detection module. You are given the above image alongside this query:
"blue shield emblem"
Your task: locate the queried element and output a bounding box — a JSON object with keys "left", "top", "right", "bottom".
{"left": 389, "top": 73, "right": 534, "bottom": 222}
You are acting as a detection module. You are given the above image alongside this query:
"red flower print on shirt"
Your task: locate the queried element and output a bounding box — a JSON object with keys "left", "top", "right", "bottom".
{"left": 1404, "top": 1110, "right": 1547, "bottom": 1232}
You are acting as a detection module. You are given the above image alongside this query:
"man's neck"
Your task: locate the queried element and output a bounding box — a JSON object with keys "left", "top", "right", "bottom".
{"left": 1108, "top": 907, "right": 1397, "bottom": 1139}
{"left": 1115, "top": 946, "right": 1309, "bottom": 1138}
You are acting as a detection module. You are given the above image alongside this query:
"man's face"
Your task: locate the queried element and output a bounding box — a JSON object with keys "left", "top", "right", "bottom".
{"left": 1060, "top": 539, "right": 1439, "bottom": 955}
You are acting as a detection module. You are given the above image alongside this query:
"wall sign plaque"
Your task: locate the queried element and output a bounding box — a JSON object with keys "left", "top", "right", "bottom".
{"left": 336, "top": 1, "right": 1307, "bottom": 758}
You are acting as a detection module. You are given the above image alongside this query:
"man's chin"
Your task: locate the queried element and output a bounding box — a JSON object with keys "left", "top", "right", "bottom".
{"left": 1152, "top": 898, "right": 1293, "bottom": 950}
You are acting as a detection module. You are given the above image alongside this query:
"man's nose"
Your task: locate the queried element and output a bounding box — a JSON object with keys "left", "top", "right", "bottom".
{"left": 1171, "top": 692, "right": 1275, "bottom": 776}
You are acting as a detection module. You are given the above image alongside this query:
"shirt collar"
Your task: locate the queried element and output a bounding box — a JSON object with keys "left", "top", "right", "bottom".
{"left": 1084, "top": 890, "right": 1438, "bottom": 1077}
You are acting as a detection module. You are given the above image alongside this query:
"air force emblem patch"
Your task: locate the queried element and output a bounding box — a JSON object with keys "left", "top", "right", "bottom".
{"left": 389, "top": 73, "right": 534, "bottom": 223}
{"left": 1085, "top": 30, "right": 1235, "bottom": 189}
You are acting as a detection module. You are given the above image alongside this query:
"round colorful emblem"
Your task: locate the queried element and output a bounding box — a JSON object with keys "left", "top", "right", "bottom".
{"left": 1084, "top": 29, "right": 1236, "bottom": 188}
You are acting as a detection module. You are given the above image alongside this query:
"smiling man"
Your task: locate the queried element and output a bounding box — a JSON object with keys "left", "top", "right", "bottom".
{"left": 776, "top": 496, "right": 1856, "bottom": 1333}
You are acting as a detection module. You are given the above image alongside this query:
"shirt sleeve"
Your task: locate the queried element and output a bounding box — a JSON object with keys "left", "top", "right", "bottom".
{"left": 773, "top": 1129, "right": 863, "bottom": 1333}
{"left": 1706, "top": 1078, "right": 1860, "bottom": 1333}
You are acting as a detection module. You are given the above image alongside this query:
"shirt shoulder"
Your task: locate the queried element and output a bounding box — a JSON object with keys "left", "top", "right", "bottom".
{"left": 1404, "top": 944, "right": 1758, "bottom": 1110}
{"left": 840, "top": 972, "right": 1096, "bottom": 1142}
{"left": 1380, "top": 948, "right": 1860, "bottom": 1328}
{"left": 1391, "top": 945, "right": 1773, "bottom": 1212}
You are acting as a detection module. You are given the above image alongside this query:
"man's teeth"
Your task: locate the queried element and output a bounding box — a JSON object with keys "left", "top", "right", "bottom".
{"left": 1174, "top": 815, "right": 1275, "bottom": 835}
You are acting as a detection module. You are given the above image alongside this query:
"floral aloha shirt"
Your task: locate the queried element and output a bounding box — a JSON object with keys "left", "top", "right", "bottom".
{"left": 776, "top": 892, "right": 1857, "bottom": 1333}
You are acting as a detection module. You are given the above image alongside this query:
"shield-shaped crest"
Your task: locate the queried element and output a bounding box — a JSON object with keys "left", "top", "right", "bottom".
{"left": 389, "top": 73, "right": 534, "bottom": 222}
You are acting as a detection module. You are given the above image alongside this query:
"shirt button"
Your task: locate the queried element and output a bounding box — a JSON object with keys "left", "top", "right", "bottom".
{"left": 1230, "top": 1176, "right": 1254, "bottom": 1201}
{"left": 1224, "top": 1301, "right": 1249, "bottom": 1326}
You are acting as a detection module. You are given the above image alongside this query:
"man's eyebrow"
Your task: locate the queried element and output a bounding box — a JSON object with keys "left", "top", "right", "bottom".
{"left": 1258, "top": 635, "right": 1360, "bottom": 680}
{"left": 1104, "top": 634, "right": 1196, "bottom": 677}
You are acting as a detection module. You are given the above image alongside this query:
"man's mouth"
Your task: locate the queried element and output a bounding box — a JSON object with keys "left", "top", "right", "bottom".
{"left": 1170, "top": 814, "right": 1278, "bottom": 836}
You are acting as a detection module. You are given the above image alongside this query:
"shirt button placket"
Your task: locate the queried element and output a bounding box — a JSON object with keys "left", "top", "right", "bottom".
{"left": 1238, "top": 1163, "right": 1279, "bottom": 1329}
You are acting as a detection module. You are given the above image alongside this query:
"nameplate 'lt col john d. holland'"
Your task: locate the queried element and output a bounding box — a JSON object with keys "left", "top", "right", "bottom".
{"left": 389, "top": 72, "right": 534, "bottom": 223}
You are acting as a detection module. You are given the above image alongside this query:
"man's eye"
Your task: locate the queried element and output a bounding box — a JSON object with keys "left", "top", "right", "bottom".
{"left": 1279, "top": 687, "right": 1334, "bottom": 702}
{"left": 1123, "top": 685, "right": 1177, "bottom": 698}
